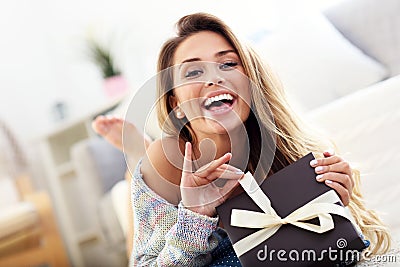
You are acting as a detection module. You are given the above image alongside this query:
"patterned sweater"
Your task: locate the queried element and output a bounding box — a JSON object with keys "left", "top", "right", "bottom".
{"left": 130, "top": 160, "right": 222, "bottom": 266}
{"left": 129, "top": 160, "right": 400, "bottom": 267}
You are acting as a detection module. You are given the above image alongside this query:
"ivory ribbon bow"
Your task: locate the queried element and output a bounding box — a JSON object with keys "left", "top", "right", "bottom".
{"left": 231, "top": 172, "right": 357, "bottom": 257}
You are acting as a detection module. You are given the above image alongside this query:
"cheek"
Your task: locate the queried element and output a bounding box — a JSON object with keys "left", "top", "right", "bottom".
{"left": 236, "top": 87, "right": 252, "bottom": 122}
{"left": 226, "top": 71, "right": 251, "bottom": 101}
{"left": 239, "top": 102, "right": 251, "bottom": 123}
{"left": 173, "top": 84, "right": 203, "bottom": 118}
{"left": 173, "top": 83, "right": 202, "bottom": 101}
{"left": 235, "top": 81, "right": 252, "bottom": 111}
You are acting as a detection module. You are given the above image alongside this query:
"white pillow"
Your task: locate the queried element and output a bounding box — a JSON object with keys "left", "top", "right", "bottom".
{"left": 324, "top": 0, "right": 400, "bottom": 76}
{"left": 306, "top": 75, "right": 400, "bottom": 241}
{"left": 252, "top": 12, "right": 388, "bottom": 113}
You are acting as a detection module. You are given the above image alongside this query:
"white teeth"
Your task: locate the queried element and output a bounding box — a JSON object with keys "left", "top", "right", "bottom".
{"left": 204, "top": 93, "right": 234, "bottom": 108}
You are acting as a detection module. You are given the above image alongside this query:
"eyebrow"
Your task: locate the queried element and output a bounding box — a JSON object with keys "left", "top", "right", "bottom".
{"left": 179, "top": 49, "right": 237, "bottom": 66}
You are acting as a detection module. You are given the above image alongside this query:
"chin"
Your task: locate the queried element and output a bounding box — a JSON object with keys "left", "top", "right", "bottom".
{"left": 205, "top": 118, "right": 245, "bottom": 135}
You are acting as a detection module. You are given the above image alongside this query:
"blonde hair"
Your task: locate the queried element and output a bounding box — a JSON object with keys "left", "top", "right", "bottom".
{"left": 156, "top": 12, "right": 391, "bottom": 255}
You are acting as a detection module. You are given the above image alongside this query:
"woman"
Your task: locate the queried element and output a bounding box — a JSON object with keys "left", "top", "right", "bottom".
{"left": 94, "top": 13, "right": 392, "bottom": 266}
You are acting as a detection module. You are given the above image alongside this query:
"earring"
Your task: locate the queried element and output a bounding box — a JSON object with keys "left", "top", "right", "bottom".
{"left": 176, "top": 110, "right": 184, "bottom": 119}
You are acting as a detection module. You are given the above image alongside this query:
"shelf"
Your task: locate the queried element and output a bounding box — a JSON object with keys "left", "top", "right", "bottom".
{"left": 35, "top": 93, "right": 128, "bottom": 140}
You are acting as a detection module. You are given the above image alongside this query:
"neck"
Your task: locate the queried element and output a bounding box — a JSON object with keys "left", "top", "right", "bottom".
{"left": 192, "top": 127, "right": 249, "bottom": 171}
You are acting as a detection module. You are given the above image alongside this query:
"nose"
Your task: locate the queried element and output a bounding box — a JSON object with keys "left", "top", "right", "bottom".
{"left": 205, "top": 77, "right": 224, "bottom": 87}
{"left": 204, "top": 63, "right": 226, "bottom": 87}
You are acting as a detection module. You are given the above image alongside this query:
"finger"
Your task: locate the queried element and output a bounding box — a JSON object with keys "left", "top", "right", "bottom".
{"left": 192, "top": 169, "right": 242, "bottom": 187}
{"left": 324, "top": 180, "right": 350, "bottom": 206}
{"left": 313, "top": 161, "right": 352, "bottom": 176}
{"left": 183, "top": 142, "right": 192, "bottom": 174}
{"left": 215, "top": 165, "right": 244, "bottom": 176}
{"left": 310, "top": 155, "right": 343, "bottom": 167}
{"left": 311, "top": 156, "right": 354, "bottom": 189}
{"left": 205, "top": 168, "right": 244, "bottom": 182}
{"left": 194, "top": 153, "right": 232, "bottom": 177}
{"left": 218, "top": 164, "right": 244, "bottom": 173}
{"left": 316, "top": 172, "right": 353, "bottom": 194}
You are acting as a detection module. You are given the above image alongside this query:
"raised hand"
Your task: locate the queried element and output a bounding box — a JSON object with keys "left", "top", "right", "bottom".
{"left": 180, "top": 142, "right": 244, "bottom": 217}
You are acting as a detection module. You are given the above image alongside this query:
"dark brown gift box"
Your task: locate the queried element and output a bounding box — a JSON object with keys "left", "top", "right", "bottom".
{"left": 216, "top": 153, "right": 366, "bottom": 266}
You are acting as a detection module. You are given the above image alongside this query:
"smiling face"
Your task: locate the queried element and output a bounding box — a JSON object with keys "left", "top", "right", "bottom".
{"left": 170, "top": 31, "right": 251, "bottom": 137}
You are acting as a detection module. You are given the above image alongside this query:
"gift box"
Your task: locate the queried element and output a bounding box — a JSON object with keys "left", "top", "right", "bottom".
{"left": 216, "top": 153, "right": 367, "bottom": 266}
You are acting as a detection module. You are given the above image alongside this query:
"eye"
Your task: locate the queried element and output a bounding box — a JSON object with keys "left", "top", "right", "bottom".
{"left": 184, "top": 69, "right": 204, "bottom": 78}
{"left": 182, "top": 64, "right": 204, "bottom": 79}
{"left": 219, "top": 61, "right": 238, "bottom": 70}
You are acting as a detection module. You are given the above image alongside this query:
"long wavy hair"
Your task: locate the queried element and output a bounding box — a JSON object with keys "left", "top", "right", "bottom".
{"left": 156, "top": 12, "right": 390, "bottom": 255}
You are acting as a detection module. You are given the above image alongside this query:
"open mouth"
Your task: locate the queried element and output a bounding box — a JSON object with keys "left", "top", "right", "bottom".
{"left": 202, "top": 93, "right": 236, "bottom": 112}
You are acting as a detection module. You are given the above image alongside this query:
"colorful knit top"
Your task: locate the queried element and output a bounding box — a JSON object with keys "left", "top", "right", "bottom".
{"left": 129, "top": 159, "right": 242, "bottom": 266}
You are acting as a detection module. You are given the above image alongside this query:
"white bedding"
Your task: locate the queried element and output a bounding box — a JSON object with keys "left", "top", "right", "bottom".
{"left": 306, "top": 75, "right": 400, "bottom": 241}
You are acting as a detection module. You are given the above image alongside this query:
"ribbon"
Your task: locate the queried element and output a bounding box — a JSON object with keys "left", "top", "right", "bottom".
{"left": 231, "top": 172, "right": 357, "bottom": 257}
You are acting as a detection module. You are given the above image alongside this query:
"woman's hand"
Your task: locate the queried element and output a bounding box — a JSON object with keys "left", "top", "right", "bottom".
{"left": 310, "top": 150, "right": 354, "bottom": 206}
{"left": 180, "top": 142, "right": 244, "bottom": 217}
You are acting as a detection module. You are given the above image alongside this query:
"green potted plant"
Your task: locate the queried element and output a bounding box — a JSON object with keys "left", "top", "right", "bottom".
{"left": 87, "top": 38, "right": 128, "bottom": 99}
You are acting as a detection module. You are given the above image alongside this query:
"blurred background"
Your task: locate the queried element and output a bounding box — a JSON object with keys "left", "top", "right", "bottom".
{"left": 0, "top": 0, "right": 340, "bottom": 142}
{"left": 1, "top": 0, "right": 399, "bottom": 266}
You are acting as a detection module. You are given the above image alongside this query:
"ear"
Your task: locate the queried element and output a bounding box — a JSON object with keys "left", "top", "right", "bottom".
{"left": 169, "top": 94, "right": 185, "bottom": 119}
{"left": 169, "top": 94, "right": 178, "bottom": 110}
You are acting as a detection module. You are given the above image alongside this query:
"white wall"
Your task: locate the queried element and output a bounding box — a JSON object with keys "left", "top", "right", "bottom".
{"left": 0, "top": 0, "right": 339, "bottom": 142}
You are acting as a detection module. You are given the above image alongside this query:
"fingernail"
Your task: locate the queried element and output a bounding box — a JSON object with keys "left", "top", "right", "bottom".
{"left": 310, "top": 159, "right": 318, "bottom": 167}
{"left": 325, "top": 149, "right": 335, "bottom": 155}
{"left": 235, "top": 170, "right": 244, "bottom": 174}
{"left": 316, "top": 174, "right": 323, "bottom": 180}
{"left": 315, "top": 166, "right": 324, "bottom": 172}
{"left": 325, "top": 180, "right": 333, "bottom": 184}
